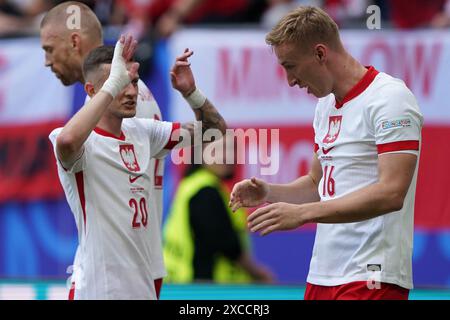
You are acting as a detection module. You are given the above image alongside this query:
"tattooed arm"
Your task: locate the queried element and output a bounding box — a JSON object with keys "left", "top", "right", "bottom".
{"left": 170, "top": 49, "right": 226, "bottom": 146}
{"left": 183, "top": 98, "right": 226, "bottom": 135}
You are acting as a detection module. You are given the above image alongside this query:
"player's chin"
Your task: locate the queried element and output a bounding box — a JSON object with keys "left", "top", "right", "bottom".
{"left": 121, "top": 109, "right": 137, "bottom": 118}
{"left": 315, "top": 87, "right": 333, "bottom": 98}
{"left": 312, "top": 90, "right": 329, "bottom": 98}
{"left": 60, "top": 76, "right": 76, "bottom": 86}
{"left": 120, "top": 103, "right": 137, "bottom": 118}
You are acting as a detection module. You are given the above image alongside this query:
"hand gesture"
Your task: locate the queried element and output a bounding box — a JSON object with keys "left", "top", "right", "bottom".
{"left": 102, "top": 34, "right": 139, "bottom": 98}
{"left": 170, "top": 48, "right": 196, "bottom": 97}
{"left": 248, "top": 202, "right": 305, "bottom": 236}
{"left": 229, "top": 177, "right": 269, "bottom": 212}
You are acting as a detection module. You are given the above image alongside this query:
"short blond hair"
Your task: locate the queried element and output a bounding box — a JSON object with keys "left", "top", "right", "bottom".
{"left": 266, "top": 6, "right": 341, "bottom": 51}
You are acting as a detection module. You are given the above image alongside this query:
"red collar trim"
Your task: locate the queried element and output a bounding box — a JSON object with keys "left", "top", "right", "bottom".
{"left": 94, "top": 127, "right": 126, "bottom": 141}
{"left": 335, "top": 66, "right": 379, "bottom": 109}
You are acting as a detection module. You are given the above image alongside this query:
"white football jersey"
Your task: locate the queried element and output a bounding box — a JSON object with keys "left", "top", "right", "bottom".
{"left": 308, "top": 67, "right": 423, "bottom": 289}
{"left": 81, "top": 80, "right": 168, "bottom": 282}
{"left": 49, "top": 118, "right": 178, "bottom": 299}
{"left": 135, "top": 80, "right": 167, "bottom": 280}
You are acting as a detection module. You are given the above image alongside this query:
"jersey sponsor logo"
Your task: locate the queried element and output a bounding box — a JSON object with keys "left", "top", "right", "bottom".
{"left": 322, "top": 146, "right": 335, "bottom": 154}
{"left": 129, "top": 174, "right": 143, "bottom": 183}
{"left": 381, "top": 118, "right": 411, "bottom": 130}
{"left": 119, "top": 144, "right": 141, "bottom": 172}
{"left": 322, "top": 116, "right": 342, "bottom": 144}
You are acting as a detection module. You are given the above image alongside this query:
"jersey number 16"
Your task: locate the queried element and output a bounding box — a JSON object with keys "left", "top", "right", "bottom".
{"left": 322, "top": 165, "right": 336, "bottom": 197}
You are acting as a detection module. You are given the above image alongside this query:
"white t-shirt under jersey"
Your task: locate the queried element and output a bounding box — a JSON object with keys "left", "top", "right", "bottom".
{"left": 49, "top": 118, "right": 178, "bottom": 299}
{"left": 308, "top": 67, "right": 423, "bottom": 289}
{"left": 81, "top": 80, "right": 168, "bottom": 282}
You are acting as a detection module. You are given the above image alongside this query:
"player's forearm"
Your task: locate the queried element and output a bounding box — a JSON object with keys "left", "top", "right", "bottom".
{"left": 56, "top": 91, "right": 113, "bottom": 162}
{"left": 267, "top": 174, "right": 321, "bottom": 205}
{"left": 178, "top": 98, "right": 227, "bottom": 147}
{"left": 302, "top": 181, "right": 406, "bottom": 224}
{"left": 193, "top": 99, "right": 227, "bottom": 135}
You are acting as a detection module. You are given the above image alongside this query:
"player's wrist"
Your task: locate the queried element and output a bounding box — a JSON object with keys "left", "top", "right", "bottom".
{"left": 265, "top": 183, "right": 275, "bottom": 203}
{"left": 102, "top": 40, "right": 131, "bottom": 98}
{"left": 101, "top": 78, "right": 120, "bottom": 98}
{"left": 301, "top": 202, "right": 321, "bottom": 224}
{"left": 184, "top": 87, "right": 206, "bottom": 109}
{"left": 101, "top": 73, "right": 130, "bottom": 98}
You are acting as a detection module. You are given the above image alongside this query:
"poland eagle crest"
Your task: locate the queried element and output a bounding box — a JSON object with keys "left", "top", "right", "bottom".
{"left": 322, "top": 116, "right": 342, "bottom": 144}
{"left": 119, "top": 144, "right": 141, "bottom": 172}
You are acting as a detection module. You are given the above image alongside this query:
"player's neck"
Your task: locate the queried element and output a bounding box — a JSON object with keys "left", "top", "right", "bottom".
{"left": 74, "top": 61, "right": 85, "bottom": 84}
{"left": 332, "top": 54, "right": 368, "bottom": 102}
{"left": 96, "top": 115, "right": 123, "bottom": 139}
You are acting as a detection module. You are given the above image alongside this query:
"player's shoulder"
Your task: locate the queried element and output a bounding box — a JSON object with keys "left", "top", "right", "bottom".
{"left": 123, "top": 117, "right": 146, "bottom": 129}
{"left": 137, "top": 79, "right": 152, "bottom": 97}
{"left": 367, "top": 72, "right": 422, "bottom": 123}
{"left": 122, "top": 117, "right": 158, "bottom": 132}
{"left": 371, "top": 72, "right": 415, "bottom": 100}
{"left": 135, "top": 80, "right": 162, "bottom": 120}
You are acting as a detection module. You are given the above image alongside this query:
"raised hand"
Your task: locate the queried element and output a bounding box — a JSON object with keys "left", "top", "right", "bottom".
{"left": 102, "top": 34, "right": 139, "bottom": 98}
{"left": 170, "top": 48, "right": 196, "bottom": 97}
{"left": 121, "top": 34, "right": 138, "bottom": 62}
{"left": 229, "top": 177, "right": 270, "bottom": 212}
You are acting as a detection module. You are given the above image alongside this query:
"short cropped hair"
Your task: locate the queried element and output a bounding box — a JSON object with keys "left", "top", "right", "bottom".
{"left": 41, "top": 1, "right": 102, "bottom": 43}
{"left": 266, "top": 6, "right": 341, "bottom": 51}
{"left": 82, "top": 45, "right": 114, "bottom": 80}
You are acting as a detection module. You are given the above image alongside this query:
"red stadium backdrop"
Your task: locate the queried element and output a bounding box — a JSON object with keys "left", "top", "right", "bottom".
{"left": 168, "top": 29, "right": 450, "bottom": 230}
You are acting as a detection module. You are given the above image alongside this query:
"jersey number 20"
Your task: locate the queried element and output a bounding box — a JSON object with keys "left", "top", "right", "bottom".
{"left": 129, "top": 198, "right": 148, "bottom": 228}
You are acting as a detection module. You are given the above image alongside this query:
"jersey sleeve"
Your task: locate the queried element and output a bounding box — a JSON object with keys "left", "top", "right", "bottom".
{"left": 48, "top": 128, "right": 86, "bottom": 173}
{"left": 368, "top": 83, "right": 423, "bottom": 155}
{"left": 146, "top": 119, "right": 181, "bottom": 158}
{"left": 313, "top": 99, "right": 324, "bottom": 154}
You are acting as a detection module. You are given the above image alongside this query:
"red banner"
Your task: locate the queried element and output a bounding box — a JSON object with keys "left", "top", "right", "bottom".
{"left": 0, "top": 121, "right": 64, "bottom": 202}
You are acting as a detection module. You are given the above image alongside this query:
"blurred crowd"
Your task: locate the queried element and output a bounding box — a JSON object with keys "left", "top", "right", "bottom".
{"left": 1, "top": 0, "right": 450, "bottom": 38}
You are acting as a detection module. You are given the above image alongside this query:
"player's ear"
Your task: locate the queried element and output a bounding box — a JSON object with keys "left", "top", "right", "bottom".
{"left": 84, "top": 82, "right": 96, "bottom": 97}
{"left": 70, "top": 32, "right": 82, "bottom": 52}
{"left": 314, "top": 44, "right": 327, "bottom": 64}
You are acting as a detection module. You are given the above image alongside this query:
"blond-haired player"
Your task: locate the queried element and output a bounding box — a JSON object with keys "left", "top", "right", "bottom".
{"left": 230, "top": 6, "right": 423, "bottom": 300}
